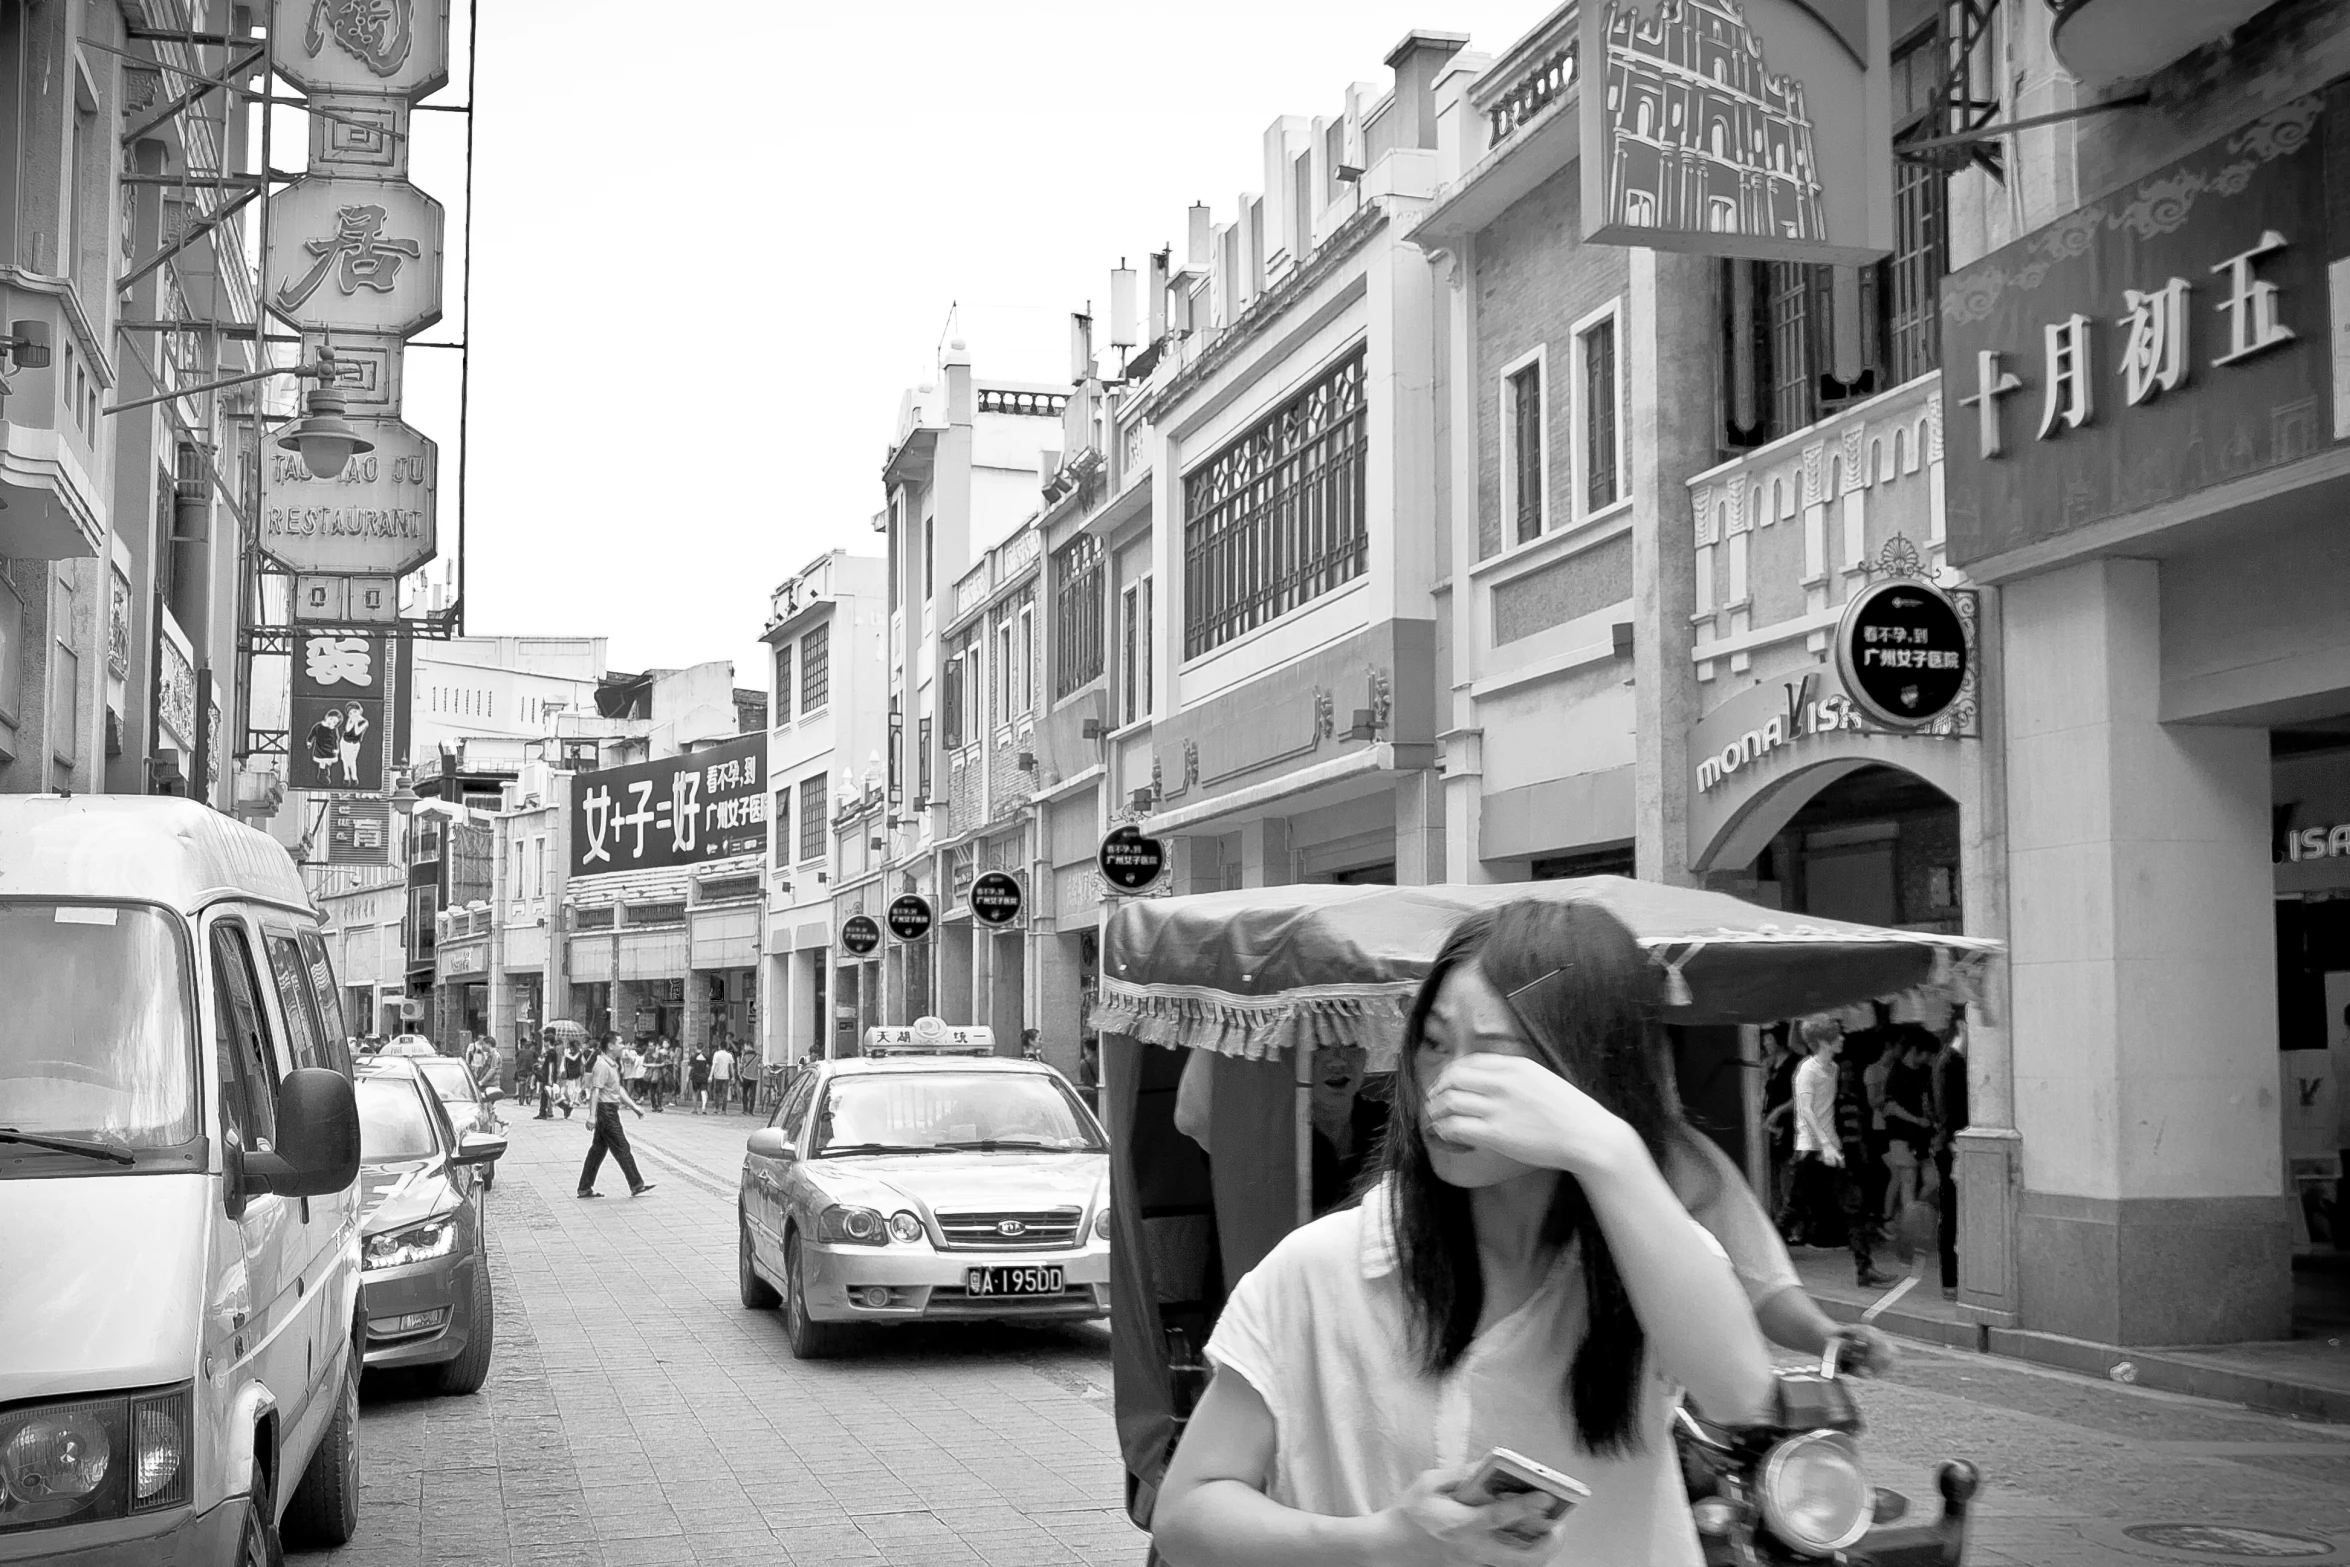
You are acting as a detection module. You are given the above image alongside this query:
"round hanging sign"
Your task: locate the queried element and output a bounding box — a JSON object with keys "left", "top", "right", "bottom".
{"left": 1098, "top": 825, "right": 1167, "bottom": 893}
{"left": 840, "top": 914, "right": 881, "bottom": 956}
{"left": 971, "top": 871, "right": 1024, "bottom": 927}
{"left": 1834, "top": 577, "right": 1969, "bottom": 730}
{"left": 886, "top": 895, "right": 934, "bottom": 942}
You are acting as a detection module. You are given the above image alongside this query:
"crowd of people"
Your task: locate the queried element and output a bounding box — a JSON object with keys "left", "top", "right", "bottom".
{"left": 503, "top": 1032, "right": 764, "bottom": 1120}
{"left": 1764, "top": 1002, "right": 1968, "bottom": 1298}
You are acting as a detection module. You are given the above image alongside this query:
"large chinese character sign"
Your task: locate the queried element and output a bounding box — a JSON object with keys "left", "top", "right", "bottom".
{"left": 264, "top": 178, "right": 445, "bottom": 337}
{"left": 1940, "top": 93, "right": 2329, "bottom": 565}
{"left": 272, "top": 0, "right": 453, "bottom": 101}
{"left": 289, "top": 633, "right": 387, "bottom": 791}
{"left": 1580, "top": 0, "right": 1892, "bottom": 265}
{"left": 568, "top": 735, "right": 769, "bottom": 878}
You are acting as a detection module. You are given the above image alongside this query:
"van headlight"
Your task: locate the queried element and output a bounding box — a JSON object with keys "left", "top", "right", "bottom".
{"left": 1758, "top": 1431, "right": 1872, "bottom": 1556}
{"left": 0, "top": 1386, "right": 191, "bottom": 1532}
{"left": 364, "top": 1216, "right": 458, "bottom": 1271}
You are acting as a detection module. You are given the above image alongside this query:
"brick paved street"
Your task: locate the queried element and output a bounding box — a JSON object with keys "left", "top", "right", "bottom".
{"left": 297, "top": 1100, "right": 2350, "bottom": 1567}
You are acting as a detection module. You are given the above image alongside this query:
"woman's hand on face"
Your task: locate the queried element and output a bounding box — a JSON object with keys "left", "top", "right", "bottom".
{"left": 1427, "top": 1053, "right": 1641, "bottom": 1179}
{"left": 1376, "top": 1466, "right": 1566, "bottom": 1567}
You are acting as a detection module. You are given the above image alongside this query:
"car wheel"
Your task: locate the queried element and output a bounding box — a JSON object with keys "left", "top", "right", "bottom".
{"left": 435, "top": 1249, "right": 496, "bottom": 1395}
{"left": 739, "top": 1213, "right": 780, "bottom": 1309}
{"left": 238, "top": 1484, "right": 286, "bottom": 1567}
{"left": 280, "top": 1329, "right": 360, "bottom": 1548}
{"left": 783, "top": 1233, "right": 852, "bottom": 1359}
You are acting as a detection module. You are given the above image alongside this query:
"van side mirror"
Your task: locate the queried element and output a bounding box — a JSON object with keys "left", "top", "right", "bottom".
{"left": 246, "top": 1067, "right": 361, "bottom": 1199}
{"left": 746, "top": 1127, "right": 797, "bottom": 1162}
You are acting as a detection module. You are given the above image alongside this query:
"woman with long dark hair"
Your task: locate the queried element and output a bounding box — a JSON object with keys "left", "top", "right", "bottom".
{"left": 1153, "top": 899, "right": 1772, "bottom": 1566}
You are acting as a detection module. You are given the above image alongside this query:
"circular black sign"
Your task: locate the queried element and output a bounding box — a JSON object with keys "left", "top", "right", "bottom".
{"left": 1835, "top": 577, "right": 1968, "bottom": 729}
{"left": 1098, "top": 825, "right": 1167, "bottom": 893}
{"left": 886, "top": 894, "right": 934, "bottom": 942}
{"left": 840, "top": 914, "right": 881, "bottom": 956}
{"left": 971, "top": 871, "right": 1023, "bottom": 927}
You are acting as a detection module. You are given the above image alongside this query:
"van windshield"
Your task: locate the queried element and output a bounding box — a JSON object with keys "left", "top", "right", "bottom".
{"left": 0, "top": 902, "right": 197, "bottom": 1154}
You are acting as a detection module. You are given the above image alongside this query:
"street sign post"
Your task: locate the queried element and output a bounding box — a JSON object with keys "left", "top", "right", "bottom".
{"left": 1834, "top": 577, "right": 1970, "bottom": 729}
{"left": 971, "top": 871, "right": 1024, "bottom": 927}
{"left": 887, "top": 895, "right": 935, "bottom": 942}
{"left": 1098, "top": 825, "right": 1167, "bottom": 894}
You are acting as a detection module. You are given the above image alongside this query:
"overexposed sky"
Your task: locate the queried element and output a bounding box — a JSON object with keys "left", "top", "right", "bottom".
{"left": 381, "top": 1, "right": 1548, "bottom": 684}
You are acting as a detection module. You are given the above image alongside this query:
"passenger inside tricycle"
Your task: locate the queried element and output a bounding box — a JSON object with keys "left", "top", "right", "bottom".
{"left": 1096, "top": 878, "right": 1995, "bottom": 1566}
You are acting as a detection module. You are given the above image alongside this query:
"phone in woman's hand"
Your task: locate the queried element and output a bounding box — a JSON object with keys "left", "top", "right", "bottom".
{"left": 1451, "top": 1448, "right": 1589, "bottom": 1545}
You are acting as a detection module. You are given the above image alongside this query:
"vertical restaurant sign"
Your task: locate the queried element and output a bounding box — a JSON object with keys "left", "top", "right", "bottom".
{"left": 1580, "top": 0, "right": 1893, "bottom": 265}
{"left": 270, "top": 0, "right": 454, "bottom": 102}
{"left": 261, "top": 420, "right": 437, "bottom": 578}
{"left": 568, "top": 735, "right": 769, "bottom": 878}
{"left": 289, "top": 632, "right": 386, "bottom": 792}
{"left": 1939, "top": 92, "right": 2332, "bottom": 566}
{"left": 325, "top": 796, "right": 394, "bottom": 865}
{"left": 263, "top": 178, "right": 446, "bottom": 338}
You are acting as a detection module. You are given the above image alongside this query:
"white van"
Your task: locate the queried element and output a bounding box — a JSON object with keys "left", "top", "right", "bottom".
{"left": 0, "top": 796, "right": 364, "bottom": 1562}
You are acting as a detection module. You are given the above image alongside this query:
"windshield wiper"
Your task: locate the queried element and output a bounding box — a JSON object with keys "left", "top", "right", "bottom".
{"left": 816, "top": 1142, "right": 938, "bottom": 1157}
{"left": 0, "top": 1127, "right": 137, "bottom": 1165}
{"left": 932, "top": 1139, "right": 1079, "bottom": 1152}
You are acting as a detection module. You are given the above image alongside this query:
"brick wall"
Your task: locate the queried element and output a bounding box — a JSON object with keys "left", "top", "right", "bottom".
{"left": 1472, "top": 167, "right": 1631, "bottom": 564}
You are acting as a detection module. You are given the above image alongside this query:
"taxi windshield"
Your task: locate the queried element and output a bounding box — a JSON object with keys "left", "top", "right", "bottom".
{"left": 811, "top": 1072, "right": 1103, "bottom": 1157}
{"left": 0, "top": 901, "right": 196, "bottom": 1159}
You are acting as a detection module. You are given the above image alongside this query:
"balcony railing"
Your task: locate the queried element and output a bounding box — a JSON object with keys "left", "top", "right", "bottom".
{"left": 1486, "top": 42, "right": 1577, "bottom": 145}
{"left": 977, "top": 388, "right": 1068, "bottom": 418}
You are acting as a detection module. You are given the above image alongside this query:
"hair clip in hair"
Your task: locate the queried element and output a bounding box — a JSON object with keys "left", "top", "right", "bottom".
{"left": 1505, "top": 964, "right": 1573, "bottom": 1006}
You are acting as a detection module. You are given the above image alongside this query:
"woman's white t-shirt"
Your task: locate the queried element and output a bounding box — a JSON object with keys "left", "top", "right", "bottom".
{"left": 1203, "top": 1182, "right": 1706, "bottom": 1566}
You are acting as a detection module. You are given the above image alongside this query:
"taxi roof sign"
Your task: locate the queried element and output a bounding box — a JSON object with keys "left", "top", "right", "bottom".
{"left": 862, "top": 1017, "right": 995, "bottom": 1058}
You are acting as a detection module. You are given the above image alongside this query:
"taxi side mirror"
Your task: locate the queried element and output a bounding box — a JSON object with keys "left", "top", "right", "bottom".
{"left": 747, "top": 1127, "right": 797, "bottom": 1162}
{"left": 248, "top": 1067, "right": 361, "bottom": 1199}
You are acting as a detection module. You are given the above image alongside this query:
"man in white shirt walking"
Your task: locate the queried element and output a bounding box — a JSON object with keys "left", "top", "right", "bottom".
{"left": 1776, "top": 1016, "right": 1847, "bottom": 1253}
{"left": 709, "top": 1040, "right": 735, "bottom": 1117}
{"left": 578, "top": 1035, "right": 655, "bottom": 1199}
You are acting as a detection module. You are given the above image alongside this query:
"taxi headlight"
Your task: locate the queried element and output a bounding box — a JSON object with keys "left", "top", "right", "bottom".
{"left": 1095, "top": 1209, "right": 1113, "bottom": 1242}
{"left": 363, "top": 1217, "right": 458, "bottom": 1271}
{"left": 888, "top": 1210, "right": 924, "bottom": 1244}
{"left": 817, "top": 1204, "right": 889, "bottom": 1245}
{"left": 1758, "top": 1431, "right": 1872, "bottom": 1556}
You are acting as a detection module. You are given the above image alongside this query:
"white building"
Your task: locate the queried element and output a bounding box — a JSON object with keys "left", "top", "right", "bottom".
{"left": 760, "top": 551, "right": 888, "bottom": 1065}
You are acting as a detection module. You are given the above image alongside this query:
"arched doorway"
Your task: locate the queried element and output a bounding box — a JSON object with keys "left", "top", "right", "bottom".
{"left": 1751, "top": 765, "right": 1963, "bottom": 932}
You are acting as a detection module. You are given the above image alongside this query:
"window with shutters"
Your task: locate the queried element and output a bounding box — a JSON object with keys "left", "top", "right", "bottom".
{"left": 1500, "top": 348, "right": 1547, "bottom": 545}
{"left": 798, "top": 774, "right": 827, "bottom": 863}
{"left": 1052, "top": 535, "right": 1104, "bottom": 699}
{"left": 1577, "top": 309, "right": 1621, "bottom": 513}
{"left": 1182, "top": 348, "right": 1367, "bottom": 659}
{"left": 799, "top": 628, "right": 828, "bottom": 713}
{"left": 774, "top": 644, "right": 793, "bottom": 725}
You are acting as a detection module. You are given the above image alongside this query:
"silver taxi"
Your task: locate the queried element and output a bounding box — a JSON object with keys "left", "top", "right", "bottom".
{"left": 737, "top": 1044, "right": 1110, "bottom": 1357}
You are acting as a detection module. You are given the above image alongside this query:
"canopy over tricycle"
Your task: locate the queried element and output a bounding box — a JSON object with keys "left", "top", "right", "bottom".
{"left": 1091, "top": 876, "right": 1998, "bottom": 1564}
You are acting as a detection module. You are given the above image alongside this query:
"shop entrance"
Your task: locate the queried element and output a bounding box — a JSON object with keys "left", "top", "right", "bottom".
{"left": 2272, "top": 718, "right": 2350, "bottom": 1334}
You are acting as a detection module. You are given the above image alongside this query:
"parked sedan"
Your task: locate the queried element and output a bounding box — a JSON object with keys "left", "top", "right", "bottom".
{"left": 413, "top": 1055, "right": 505, "bottom": 1190}
{"left": 353, "top": 1057, "right": 505, "bottom": 1392}
{"left": 738, "top": 1053, "right": 1111, "bottom": 1358}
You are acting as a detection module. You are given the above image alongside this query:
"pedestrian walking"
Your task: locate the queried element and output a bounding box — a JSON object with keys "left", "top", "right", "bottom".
{"left": 709, "top": 1039, "right": 736, "bottom": 1114}
{"left": 1930, "top": 1015, "right": 1969, "bottom": 1299}
{"left": 577, "top": 1036, "right": 655, "bottom": 1199}
{"left": 1837, "top": 1025, "right": 1894, "bottom": 1288}
{"left": 1021, "top": 1027, "right": 1044, "bottom": 1062}
{"left": 643, "top": 1038, "right": 667, "bottom": 1113}
{"left": 1775, "top": 1015, "right": 1891, "bottom": 1284}
{"left": 534, "top": 1035, "right": 555, "bottom": 1119}
{"left": 1880, "top": 1030, "right": 1935, "bottom": 1226}
{"left": 689, "top": 1045, "right": 712, "bottom": 1113}
{"left": 1760, "top": 1026, "right": 1800, "bottom": 1217}
{"left": 560, "top": 1040, "right": 585, "bottom": 1117}
{"left": 466, "top": 1034, "right": 499, "bottom": 1096}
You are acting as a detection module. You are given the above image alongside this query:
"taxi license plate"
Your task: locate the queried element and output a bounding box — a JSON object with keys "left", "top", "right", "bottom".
{"left": 967, "top": 1266, "right": 1063, "bottom": 1297}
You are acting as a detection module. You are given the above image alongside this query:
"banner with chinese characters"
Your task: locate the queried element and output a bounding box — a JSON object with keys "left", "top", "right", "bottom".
{"left": 1579, "top": 0, "right": 1893, "bottom": 265}
{"left": 568, "top": 735, "right": 769, "bottom": 879}
{"left": 288, "top": 632, "right": 387, "bottom": 792}
{"left": 1940, "top": 91, "right": 2334, "bottom": 566}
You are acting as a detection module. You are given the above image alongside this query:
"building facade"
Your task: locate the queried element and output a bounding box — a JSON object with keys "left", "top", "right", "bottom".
{"left": 2, "top": 2, "right": 259, "bottom": 812}
{"left": 761, "top": 549, "right": 887, "bottom": 1066}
